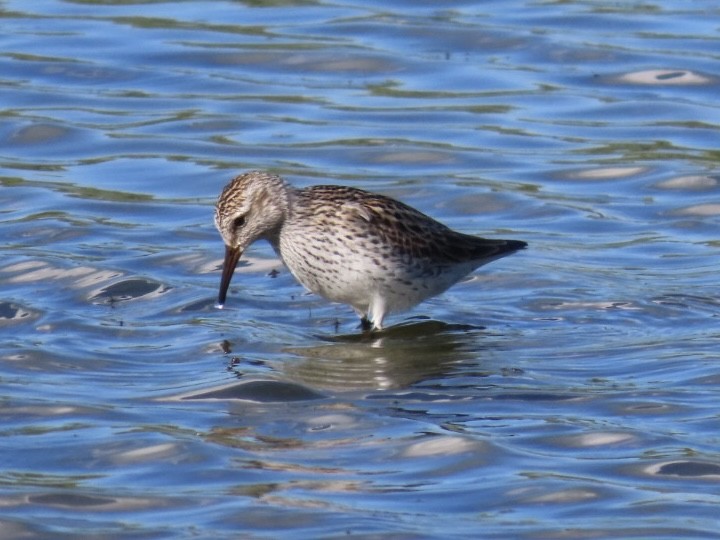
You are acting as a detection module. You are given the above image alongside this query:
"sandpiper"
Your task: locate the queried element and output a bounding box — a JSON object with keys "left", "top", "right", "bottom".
{"left": 215, "top": 171, "right": 526, "bottom": 330}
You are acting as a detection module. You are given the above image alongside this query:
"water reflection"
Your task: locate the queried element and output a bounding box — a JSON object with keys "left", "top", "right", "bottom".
{"left": 296, "top": 321, "right": 493, "bottom": 391}
{"left": 173, "top": 320, "right": 499, "bottom": 397}
{"left": 283, "top": 320, "right": 489, "bottom": 391}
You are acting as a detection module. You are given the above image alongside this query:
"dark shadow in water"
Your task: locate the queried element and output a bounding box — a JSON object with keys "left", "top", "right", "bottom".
{"left": 90, "top": 278, "right": 168, "bottom": 303}
{"left": 181, "top": 380, "right": 326, "bottom": 402}
{"left": 0, "top": 301, "right": 38, "bottom": 324}
{"left": 29, "top": 493, "right": 117, "bottom": 507}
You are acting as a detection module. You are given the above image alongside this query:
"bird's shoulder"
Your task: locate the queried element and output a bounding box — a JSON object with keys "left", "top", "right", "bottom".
{"left": 298, "top": 185, "right": 442, "bottom": 231}
{"left": 296, "top": 185, "right": 509, "bottom": 263}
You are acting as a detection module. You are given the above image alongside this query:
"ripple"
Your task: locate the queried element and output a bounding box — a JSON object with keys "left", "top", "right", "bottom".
{"left": 560, "top": 166, "right": 648, "bottom": 181}
{"left": 185, "top": 50, "right": 401, "bottom": 75}
{"left": 655, "top": 175, "right": 719, "bottom": 190}
{"left": 613, "top": 69, "right": 714, "bottom": 85}
{"left": 671, "top": 203, "right": 720, "bottom": 217}
{"left": 643, "top": 460, "right": 720, "bottom": 480}
{"left": 177, "top": 297, "right": 217, "bottom": 312}
{"left": 557, "top": 431, "right": 638, "bottom": 448}
{"left": 368, "top": 150, "right": 457, "bottom": 165}
{"left": 172, "top": 380, "right": 326, "bottom": 402}
{"left": 29, "top": 493, "right": 117, "bottom": 507}
{"left": 519, "top": 487, "right": 600, "bottom": 504}
{"left": 109, "top": 443, "right": 181, "bottom": 464}
{"left": 612, "top": 401, "right": 685, "bottom": 416}
{"left": 2, "top": 261, "right": 121, "bottom": 288}
{"left": 26, "top": 492, "right": 167, "bottom": 510}
{"left": 402, "top": 435, "right": 482, "bottom": 457}
{"left": 9, "top": 124, "right": 71, "bottom": 145}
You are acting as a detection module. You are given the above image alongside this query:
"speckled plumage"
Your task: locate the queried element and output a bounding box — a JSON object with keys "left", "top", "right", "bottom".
{"left": 215, "top": 170, "right": 526, "bottom": 330}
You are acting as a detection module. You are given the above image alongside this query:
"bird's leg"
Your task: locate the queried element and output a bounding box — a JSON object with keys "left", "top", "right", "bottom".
{"left": 359, "top": 316, "right": 373, "bottom": 332}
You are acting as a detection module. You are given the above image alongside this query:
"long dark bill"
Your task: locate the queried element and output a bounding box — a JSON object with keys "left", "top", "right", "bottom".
{"left": 217, "top": 245, "right": 242, "bottom": 307}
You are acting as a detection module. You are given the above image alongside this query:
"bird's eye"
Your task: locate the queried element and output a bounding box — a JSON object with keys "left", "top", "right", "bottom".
{"left": 232, "top": 215, "right": 246, "bottom": 228}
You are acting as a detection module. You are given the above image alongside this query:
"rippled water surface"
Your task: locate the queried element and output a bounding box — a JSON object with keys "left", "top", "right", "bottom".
{"left": 2, "top": 0, "right": 719, "bottom": 538}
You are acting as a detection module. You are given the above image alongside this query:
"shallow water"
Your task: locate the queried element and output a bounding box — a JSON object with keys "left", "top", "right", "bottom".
{"left": 2, "top": 0, "right": 719, "bottom": 538}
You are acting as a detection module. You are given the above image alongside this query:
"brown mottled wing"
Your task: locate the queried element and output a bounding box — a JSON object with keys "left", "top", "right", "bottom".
{"left": 305, "top": 185, "right": 526, "bottom": 265}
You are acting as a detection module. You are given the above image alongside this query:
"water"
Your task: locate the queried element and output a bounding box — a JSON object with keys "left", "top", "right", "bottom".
{"left": 1, "top": 0, "right": 719, "bottom": 538}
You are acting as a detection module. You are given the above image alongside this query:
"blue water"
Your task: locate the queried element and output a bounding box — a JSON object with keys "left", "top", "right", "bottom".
{"left": 2, "top": 1, "right": 719, "bottom": 538}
